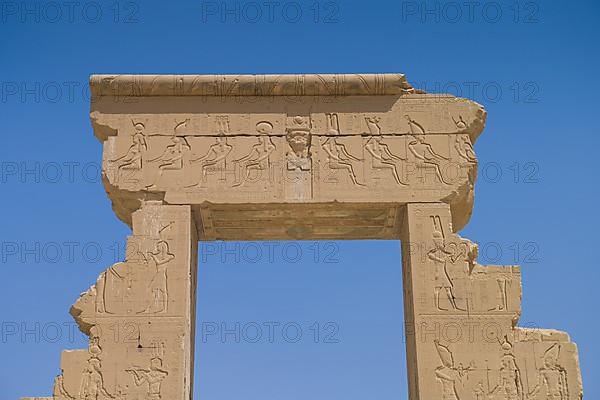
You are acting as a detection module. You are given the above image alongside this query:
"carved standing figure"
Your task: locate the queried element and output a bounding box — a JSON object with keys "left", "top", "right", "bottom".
{"left": 79, "top": 357, "right": 114, "bottom": 400}
{"left": 490, "top": 338, "right": 524, "bottom": 400}
{"left": 143, "top": 240, "right": 175, "bottom": 314}
{"left": 434, "top": 340, "right": 473, "bottom": 400}
{"left": 127, "top": 357, "right": 169, "bottom": 400}
{"left": 428, "top": 228, "right": 465, "bottom": 311}
{"left": 529, "top": 344, "right": 569, "bottom": 400}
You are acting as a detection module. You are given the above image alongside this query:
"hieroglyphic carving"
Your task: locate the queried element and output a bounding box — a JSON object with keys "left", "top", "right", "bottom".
{"left": 285, "top": 116, "right": 313, "bottom": 200}
{"left": 79, "top": 357, "right": 114, "bottom": 400}
{"left": 286, "top": 116, "right": 312, "bottom": 171}
{"left": 126, "top": 340, "right": 169, "bottom": 399}
{"left": 474, "top": 382, "right": 486, "bottom": 400}
{"left": 187, "top": 136, "right": 233, "bottom": 187}
{"left": 489, "top": 338, "right": 525, "bottom": 400}
{"left": 141, "top": 238, "right": 175, "bottom": 314}
{"left": 434, "top": 340, "right": 474, "bottom": 400}
{"left": 453, "top": 115, "right": 468, "bottom": 131}
{"left": 365, "top": 136, "right": 408, "bottom": 185}
{"left": 408, "top": 134, "right": 451, "bottom": 184}
{"left": 233, "top": 122, "right": 276, "bottom": 187}
{"left": 427, "top": 216, "right": 466, "bottom": 311}
{"left": 365, "top": 116, "right": 382, "bottom": 135}
{"left": 127, "top": 357, "right": 168, "bottom": 400}
{"left": 490, "top": 277, "right": 510, "bottom": 312}
{"left": 326, "top": 113, "right": 341, "bottom": 134}
{"left": 109, "top": 121, "right": 148, "bottom": 182}
{"left": 321, "top": 137, "right": 365, "bottom": 186}
{"left": 405, "top": 114, "right": 426, "bottom": 135}
{"left": 529, "top": 344, "right": 569, "bottom": 400}
{"left": 88, "top": 326, "right": 102, "bottom": 356}
{"left": 446, "top": 239, "right": 478, "bottom": 274}
{"left": 455, "top": 134, "right": 477, "bottom": 164}
{"left": 216, "top": 115, "right": 230, "bottom": 134}
{"left": 90, "top": 73, "right": 415, "bottom": 97}
{"left": 96, "top": 221, "right": 177, "bottom": 316}
{"left": 146, "top": 120, "right": 191, "bottom": 189}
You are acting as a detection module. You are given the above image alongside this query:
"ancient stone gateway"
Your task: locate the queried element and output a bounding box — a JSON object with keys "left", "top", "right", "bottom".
{"left": 25, "top": 74, "right": 582, "bottom": 400}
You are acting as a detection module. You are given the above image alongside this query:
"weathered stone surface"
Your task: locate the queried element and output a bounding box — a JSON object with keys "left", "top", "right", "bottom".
{"left": 24, "top": 74, "right": 582, "bottom": 400}
{"left": 400, "top": 203, "right": 582, "bottom": 400}
{"left": 92, "top": 77, "right": 485, "bottom": 235}
{"left": 39, "top": 203, "right": 197, "bottom": 400}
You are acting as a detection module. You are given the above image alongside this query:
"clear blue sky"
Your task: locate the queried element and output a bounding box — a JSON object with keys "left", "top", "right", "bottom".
{"left": 1, "top": 0, "right": 599, "bottom": 399}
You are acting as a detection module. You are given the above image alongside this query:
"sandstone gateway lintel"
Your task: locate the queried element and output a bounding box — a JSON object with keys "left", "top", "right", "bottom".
{"left": 24, "top": 74, "right": 582, "bottom": 400}
{"left": 91, "top": 73, "right": 485, "bottom": 240}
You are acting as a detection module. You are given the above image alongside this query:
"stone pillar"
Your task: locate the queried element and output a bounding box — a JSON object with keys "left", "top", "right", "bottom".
{"left": 401, "top": 203, "right": 582, "bottom": 400}
{"left": 54, "top": 202, "right": 197, "bottom": 400}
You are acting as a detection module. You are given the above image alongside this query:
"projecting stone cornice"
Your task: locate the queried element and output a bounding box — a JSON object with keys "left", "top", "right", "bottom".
{"left": 89, "top": 73, "right": 418, "bottom": 97}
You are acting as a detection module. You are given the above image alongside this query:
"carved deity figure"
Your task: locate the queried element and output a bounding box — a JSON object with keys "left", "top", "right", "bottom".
{"left": 286, "top": 117, "right": 312, "bottom": 172}
{"left": 434, "top": 340, "right": 473, "bottom": 400}
{"left": 455, "top": 135, "right": 477, "bottom": 164}
{"left": 365, "top": 116, "right": 382, "bottom": 135}
{"left": 365, "top": 136, "right": 407, "bottom": 185}
{"left": 529, "top": 344, "right": 569, "bottom": 400}
{"left": 109, "top": 121, "right": 147, "bottom": 178}
{"left": 127, "top": 357, "right": 169, "bottom": 400}
{"left": 408, "top": 134, "right": 451, "bottom": 184}
{"left": 428, "top": 228, "right": 465, "bottom": 311}
{"left": 490, "top": 338, "right": 524, "bottom": 400}
{"left": 79, "top": 357, "right": 114, "bottom": 400}
{"left": 405, "top": 114, "right": 426, "bottom": 135}
{"left": 322, "top": 137, "right": 365, "bottom": 186}
{"left": 233, "top": 132, "right": 276, "bottom": 187}
{"left": 286, "top": 131, "right": 311, "bottom": 171}
{"left": 188, "top": 136, "right": 233, "bottom": 186}
{"left": 146, "top": 135, "right": 191, "bottom": 189}
{"left": 143, "top": 240, "right": 175, "bottom": 314}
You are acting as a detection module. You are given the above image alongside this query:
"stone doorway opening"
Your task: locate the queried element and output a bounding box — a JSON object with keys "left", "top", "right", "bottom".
{"left": 194, "top": 240, "right": 407, "bottom": 399}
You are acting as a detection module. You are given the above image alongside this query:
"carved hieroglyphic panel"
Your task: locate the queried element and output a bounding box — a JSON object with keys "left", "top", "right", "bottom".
{"left": 52, "top": 204, "right": 197, "bottom": 400}
{"left": 401, "top": 203, "right": 582, "bottom": 400}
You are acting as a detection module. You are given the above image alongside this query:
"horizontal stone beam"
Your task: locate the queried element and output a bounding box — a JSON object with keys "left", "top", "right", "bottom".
{"left": 90, "top": 73, "right": 417, "bottom": 97}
